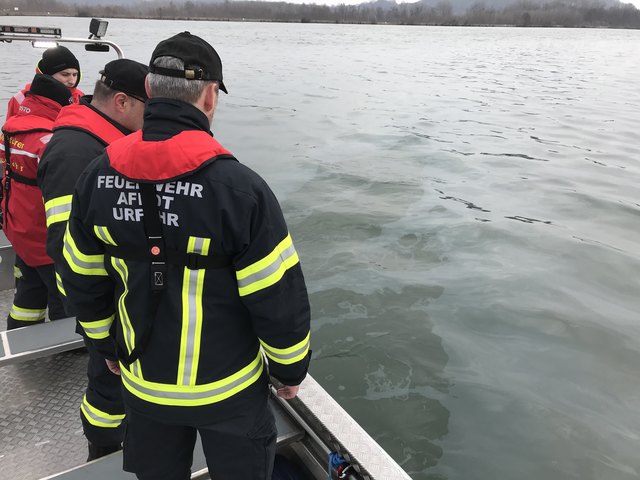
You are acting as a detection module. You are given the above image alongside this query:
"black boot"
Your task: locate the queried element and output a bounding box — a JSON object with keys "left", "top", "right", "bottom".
{"left": 87, "top": 442, "right": 122, "bottom": 461}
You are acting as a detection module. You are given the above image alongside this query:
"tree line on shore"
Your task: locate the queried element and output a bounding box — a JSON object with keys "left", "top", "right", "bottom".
{"left": 2, "top": 0, "right": 640, "bottom": 28}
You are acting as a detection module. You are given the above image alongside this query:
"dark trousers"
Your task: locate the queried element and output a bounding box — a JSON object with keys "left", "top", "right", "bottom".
{"left": 80, "top": 337, "right": 126, "bottom": 447}
{"left": 6, "top": 255, "right": 67, "bottom": 330}
{"left": 123, "top": 395, "right": 276, "bottom": 480}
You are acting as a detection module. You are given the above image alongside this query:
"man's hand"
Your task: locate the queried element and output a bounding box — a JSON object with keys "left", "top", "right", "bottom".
{"left": 276, "top": 384, "right": 299, "bottom": 399}
{"left": 105, "top": 359, "right": 121, "bottom": 376}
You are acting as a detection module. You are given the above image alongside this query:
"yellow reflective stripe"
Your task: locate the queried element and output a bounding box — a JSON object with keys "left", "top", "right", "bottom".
{"left": 187, "top": 236, "right": 211, "bottom": 255}
{"left": 79, "top": 314, "right": 115, "bottom": 340}
{"left": 44, "top": 195, "right": 72, "bottom": 227}
{"left": 80, "top": 394, "right": 125, "bottom": 428}
{"left": 14, "top": 265, "right": 22, "bottom": 279}
{"left": 178, "top": 236, "right": 211, "bottom": 385}
{"left": 55, "top": 271, "right": 67, "bottom": 296}
{"left": 111, "top": 257, "right": 142, "bottom": 377}
{"left": 178, "top": 267, "right": 205, "bottom": 386}
{"left": 236, "top": 234, "right": 300, "bottom": 297}
{"left": 93, "top": 225, "right": 118, "bottom": 246}
{"left": 10, "top": 305, "right": 46, "bottom": 322}
{"left": 260, "top": 331, "right": 310, "bottom": 365}
{"left": 121, "top": 351, "right": 263, "bottom": 407}
{"left": 63, "top": 225, "right": 107, "bottom": 276}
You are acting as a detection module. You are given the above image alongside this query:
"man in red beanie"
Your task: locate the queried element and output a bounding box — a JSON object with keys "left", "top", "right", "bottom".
{"left": 1, "top": 74, "right": 72, "bottom": 331}
{"left": 6, "top": 45, "right": 83, "bottom": 120}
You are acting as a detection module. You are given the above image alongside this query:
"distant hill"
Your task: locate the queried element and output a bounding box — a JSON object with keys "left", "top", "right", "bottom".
{"left": 14, "top": 0, "right": 639, "bottom": 28}
{"left": 57, "top": 0, "right": 626, "bottom": 13}
{"left": 360, "top": 0, "right": 623, "bottom": 14}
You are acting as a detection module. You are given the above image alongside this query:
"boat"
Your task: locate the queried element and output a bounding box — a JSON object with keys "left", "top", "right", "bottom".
{"left": 0, "top": 20, "right": 413, "bottom": 480}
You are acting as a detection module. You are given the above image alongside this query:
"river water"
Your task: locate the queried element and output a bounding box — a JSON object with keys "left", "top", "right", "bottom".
{"left": 2, "top": 16, "right": 640, "bottom": 480}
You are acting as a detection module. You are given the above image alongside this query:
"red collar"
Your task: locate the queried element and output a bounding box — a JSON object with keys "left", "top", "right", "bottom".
{"left": 107, "top": 130, "right": 233, "bottom": 181}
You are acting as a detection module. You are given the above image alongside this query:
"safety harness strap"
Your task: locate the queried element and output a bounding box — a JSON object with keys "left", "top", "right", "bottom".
{"left": 102, "top": 244, "right": 232, "bottom": 269}
{"left": 116, "top": 183, "right": 164, "bottom": 366}
{"left": 6, "top": 171, "right": 38, "bottom": 186}
{"left": 114, "top": 183, "right": 231, "bottom": 367}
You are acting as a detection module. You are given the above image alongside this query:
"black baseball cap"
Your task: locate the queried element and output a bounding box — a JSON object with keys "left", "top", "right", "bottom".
{"left": 149, "top": 32, "right": 227, "bottom": 94}
{"left": 99, "top": 59, "right": 149, "bottom": 101}
{"left": 28, "top": 74, "right": 72, "bottom": 107}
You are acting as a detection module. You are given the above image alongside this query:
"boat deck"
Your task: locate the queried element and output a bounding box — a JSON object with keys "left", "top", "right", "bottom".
{"left": 0, "top": 290, "right": 91, "bottom": 480}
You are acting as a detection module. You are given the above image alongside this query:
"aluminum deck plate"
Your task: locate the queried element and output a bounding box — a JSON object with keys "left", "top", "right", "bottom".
{"left": 0, "top": 287, "right": 89, "bottom": 479}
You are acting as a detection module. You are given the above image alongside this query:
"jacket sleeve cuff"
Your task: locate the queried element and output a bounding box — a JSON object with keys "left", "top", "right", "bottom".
{"left": 269, "top": 350, "right": 311, "bottom": 386}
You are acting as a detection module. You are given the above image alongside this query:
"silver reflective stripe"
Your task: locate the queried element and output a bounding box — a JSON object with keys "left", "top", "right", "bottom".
{"left": 187, "top": 236, "right": 210, "bottom": 256}
{"left": 94, "top": 225, "right": 117, "bottom": 246}
{"left": 64, "top": 236, "right": 105, "bottom": 272}
{"left": 192, "top": 237, "right": 205, "bottom": 255}
{"left": 180, "top": 269, "right": 200, "bottom": 385}
{"left": 6, "top": 147, "right": 38, "bottom": 159}
{"left": 261, "top": 336, "right": 310, "bottom": 363}
{"left": 83, "top": 326, "right": 107, "bottom": 336}
{"left": 55, "top": 272, "right": 66, "bottom": 296}
{"left": 80, "top": 316, "right": 113, "bottom": 339}
{"left": 236, "top": 243, "right": 297, "bottom": 289}
{"left": 9, "top": 305, "right": 46, "bottom": 321}
{"left": 81, "top": 406, "right": 122, "bottom": 426}
{"left": 46, "top": 203, "right": 71, "bottom": 220}
{"left": 80, "top": 396, "right": 124, "bottom": 427}
{"left": 123, "top": 356, "right": 263, "bottom": 401}
{"left": 111, "top": 257, "right": 140, "bottom": 377}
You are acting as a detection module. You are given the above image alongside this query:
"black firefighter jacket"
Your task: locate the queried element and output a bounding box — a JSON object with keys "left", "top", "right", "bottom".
{"left": 60, "top": 99, "right": 311, "bottom": 422}
{"left": 38, "top": 96, "right": 131, "bottom": 276}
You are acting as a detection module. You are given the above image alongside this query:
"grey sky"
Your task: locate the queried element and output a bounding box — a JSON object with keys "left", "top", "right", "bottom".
{"left": 288, "top": 0, "right": 640, "bottom": 7}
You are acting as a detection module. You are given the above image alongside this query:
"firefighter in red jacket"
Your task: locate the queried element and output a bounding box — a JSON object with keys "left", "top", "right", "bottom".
{"left": 61, "top": 32, "right": 311, "bottom": 479}
{"left": 1, "top": 74, "right": 72, "bottom": 329}
{"left": 38, "top": 58, "right": 149, "bottom": 461}
{"left": 6, "top": 46, "right": 83, "bottom": 120}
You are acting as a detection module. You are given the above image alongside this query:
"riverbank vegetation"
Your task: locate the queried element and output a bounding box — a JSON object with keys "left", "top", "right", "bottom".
{"left": 2, "top": 0, "right": 639, "bottom": 28}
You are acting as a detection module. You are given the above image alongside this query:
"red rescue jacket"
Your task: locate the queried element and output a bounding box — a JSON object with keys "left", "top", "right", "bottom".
{"left": 6, "top": 83, "right": 82, "bottom": 120}
{"left": 1, "top": 94, "right": 63, "bottom": 266}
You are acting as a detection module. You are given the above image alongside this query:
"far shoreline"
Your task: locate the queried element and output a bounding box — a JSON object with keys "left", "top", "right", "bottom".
{"left": 1, "top": 11, "right": 639, "bottom": 30}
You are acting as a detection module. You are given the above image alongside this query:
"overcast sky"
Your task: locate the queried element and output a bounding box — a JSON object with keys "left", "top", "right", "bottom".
{"left": 286, "top": 0, "right": 640, "bottom": 7}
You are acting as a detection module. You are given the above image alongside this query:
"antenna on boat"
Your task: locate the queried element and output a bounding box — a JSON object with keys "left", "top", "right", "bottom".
{"left": 0, "top": 18, "right": 124, "bottom": 58}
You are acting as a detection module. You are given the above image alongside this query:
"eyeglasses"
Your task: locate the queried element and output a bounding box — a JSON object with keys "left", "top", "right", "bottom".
{"left": 127, "top": 93, "right": 146, "bottom": 103}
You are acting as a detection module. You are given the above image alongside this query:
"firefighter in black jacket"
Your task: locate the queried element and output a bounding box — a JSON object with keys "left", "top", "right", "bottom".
{"left": 61, "top": 32, "right": 311, "bottom": 479}
{"left": 37, "top": 58, "right": 149, "bottom": 461}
